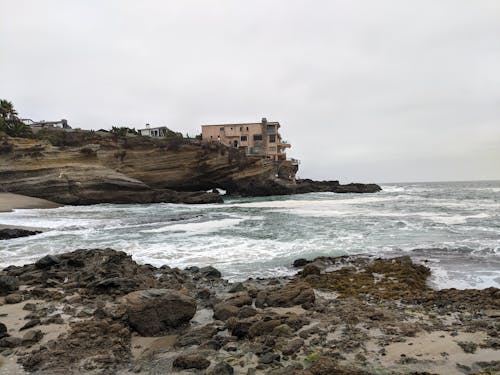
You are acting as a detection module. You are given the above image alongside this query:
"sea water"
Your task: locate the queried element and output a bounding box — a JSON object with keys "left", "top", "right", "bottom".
{"left": 0, "top": 181, "right": 499, "bottom": 289}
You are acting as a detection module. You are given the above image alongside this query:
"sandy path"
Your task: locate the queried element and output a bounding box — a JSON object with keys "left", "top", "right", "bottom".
{"left": 0, "top": 193, "right": 61, "bottom": 213}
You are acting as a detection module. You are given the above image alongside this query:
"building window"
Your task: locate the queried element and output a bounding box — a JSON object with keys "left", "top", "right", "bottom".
{"left": 240, "top": 127, "right": 243, "bottom": 131}
{"left": 241, "top": 135, "right": 247, "bottom": 141}
{"left": 254, "top": 146, "right": 261, "bottom": 152}
{"left": 267, "top": 125, "right": 275, "bottom": 132}
{"left": 253, "top": 134, "right": 263, "bottom": 141}
{"left": 246, "top": 127, "right": 249, "bottom": 131}
{"left": 269, "top": 134, "right": 276, "bottom": 143}
{"left": 269, "top": 146, "right": 276, "bottom": 151}
{"left": 220, "top": 127, "right": 224, "bottom": 131}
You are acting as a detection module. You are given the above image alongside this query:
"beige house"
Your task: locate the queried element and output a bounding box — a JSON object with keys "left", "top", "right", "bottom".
{"left": 201, "top": 118, "right": 291, "bottom": 161}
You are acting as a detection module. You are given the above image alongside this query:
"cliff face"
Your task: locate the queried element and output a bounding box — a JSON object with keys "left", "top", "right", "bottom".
{"left": 0, "top": 130, "right": 380, "bottom": 205}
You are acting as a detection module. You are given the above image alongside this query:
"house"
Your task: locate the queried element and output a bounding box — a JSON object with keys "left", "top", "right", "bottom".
{"left": 139, "top": 124, "right": 168, "bottom": 137}
{"left": 201, "top": 118, "right": 291, "bottom": 161}
{"left": 23, "top": 119, "right": 71, "bottom": 130}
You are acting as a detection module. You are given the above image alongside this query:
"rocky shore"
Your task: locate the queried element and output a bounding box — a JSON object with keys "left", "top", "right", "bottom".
{"left": 0, "top": 249, "right": 498, "bottom": 374}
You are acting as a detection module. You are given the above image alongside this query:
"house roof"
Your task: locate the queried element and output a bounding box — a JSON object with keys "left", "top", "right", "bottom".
{"left": 202, "top": 121, "right": 280, "bottom": 128}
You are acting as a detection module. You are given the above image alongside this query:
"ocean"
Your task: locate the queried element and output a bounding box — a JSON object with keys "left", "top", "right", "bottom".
{"left": 1, "top": 180, "right": 499, "bottom": 289}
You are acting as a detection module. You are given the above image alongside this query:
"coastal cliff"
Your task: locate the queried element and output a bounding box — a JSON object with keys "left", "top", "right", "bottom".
{"left": 0, "top": 129, "right": 381, "bottom": 205}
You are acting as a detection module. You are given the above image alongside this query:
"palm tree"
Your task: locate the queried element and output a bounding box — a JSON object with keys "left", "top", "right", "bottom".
{"left": 0, "top": 100, "right": 18, "bottom": 120}
{"left": 0, "top": 99, "right": 32, "bottom": 138}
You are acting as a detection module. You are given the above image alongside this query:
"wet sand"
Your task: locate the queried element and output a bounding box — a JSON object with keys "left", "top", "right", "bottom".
{"left": 0, "top": 193, "right": 61, "bottom": 213}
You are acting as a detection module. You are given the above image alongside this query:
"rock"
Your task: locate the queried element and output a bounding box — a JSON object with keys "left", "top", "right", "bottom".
{"left": 282, "top": 338, "right": 304, "bottom": 355}
{"left": 0, "top": 336, "right": 23, "bottom": 348}
{"left": 173, "top": 354, "right": 210, "bottom": 370}
{"left": 302, "top": 263, "right": 321, "bottom": 277}
{"left": 209, "top": 361, "right": 234, "bottom": 375}
{"left": 458, "top": 341, "right": 477, "bottom": 354}
{"left": 214, "top": 303, "right": 239, "bottom": 321}
{"left": 35, "top": 255, "right": 61, "bottom": 269}
{"left": 20, "top": 319, "right": 41, "bottom": 331}
{"left": 4, "top": 293, "right": 22, "bottom": 304}
{"left": 256, "top": 282, "right": 315, "bottom": 308}
{"left": 87, "top": 277, "right": 139, "bottom": 293}
{"left": 0, "top": 275, "right": 19, "bottom": 295}
{"left": 200, "top": 266, "right": 222, "bottom": 279}
{"left": 0, "top": 228, "right": 41, "bottom": 240}
{"left": 249, "top": 320, "right": 282, "bottom": 338}
{"left": 293, "top": 258, "right": 309, "bottom": 267}
{"left": 175, "top": 325, "right": 218, "bottom": 347}
{"left": 22, "top": 329, "right": 44, "bottom": 345}
{"left": 229, "top": 282, "right": 246, "bottom": 293}
{"left": 224, "top": 292, "right": 252, "bottom": 307}
{"left": 196, "top": 288, "right": 212, "bottom": 299}
{"left": 259, "top": 352, "right": 280, "bottom": 364}
{"left": 307, "top": 357, "right": 364, "bottom": 375}
{"left": 0, "top": 322, "right": 7, "bottom": 339}
{"left": 272, "top": 324, "right": 293, "bottom": 337}
{"left": 122, "top": 289, "right": 196, "bottom": 335}
{"left": 231, "top": 320, "right": 253, "bottom": 339}
{"left": 308, "top": 357, "right": 338, "bottom": 375}
{"left": 238, "top": 306, "right": 258, "bottom": 319}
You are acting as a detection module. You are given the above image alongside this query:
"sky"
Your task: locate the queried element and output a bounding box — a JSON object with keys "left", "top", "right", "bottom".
{"left": 1, "top": 1, "right": 499, "bottom": 183}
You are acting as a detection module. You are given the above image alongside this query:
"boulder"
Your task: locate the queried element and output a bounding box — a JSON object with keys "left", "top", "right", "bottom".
{"left": 0, "top": 275, "right": 19, "bottom": 296}
{"left": 0, "top": 336, "right": 23, "bottom": 348}
{"left": 4, "top": 293, "right": 22, "bottom": 304}
{"left": 22, "top": 329, "right": 44, "bottom": 345}
{"left": 249, "top": 319, "right": 282, "bottom": 338}
{"left": 302, "top": 263, "right": 321, "bottom": 277}
{"left": 282, "top": 338, "right": 304, "bottom": 355}
{"left": 213, "top": 303, "right": 239, "bottom": 321}
{"left": 0, "top": 322, "right": 7, "bottom": 339}
{"left": 200, "top": 266, "right": 222, "bottom": 279}
{"left": 224, "top": 292, "right": 252, "bottom": 307}
{"left": 35, "top": 255, "right": 61, "bottom": 269}
{"left": 122, "top": 289, "right": 196, "bottom": 335}
{"left": 208, "top": 361, "right": 234, "bottom": 375}
{"left": 255, "top": 282, "right": 315, "bottom": 308}
{"left": 229, "top": 282, "right": 246, "bottom": 293}
{"left": 293, "top": 258, "right": 309, "bottom": 267}
{"left": 0, "top": 228, "right": 41, "bottom": 240}
{"left": 173, "top": 354, "right": 210, "bottom": 370}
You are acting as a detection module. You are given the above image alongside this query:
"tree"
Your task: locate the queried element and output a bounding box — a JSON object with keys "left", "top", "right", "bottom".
{"left": 0, "top": 100, "right": 18, "bottom": 120}
{"left": 0, "top": 99, "right": 33, "bottom": 138}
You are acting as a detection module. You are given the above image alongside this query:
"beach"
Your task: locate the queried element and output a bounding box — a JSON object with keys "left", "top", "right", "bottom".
{"left": 0, "top": 194, "right": 60, "bottom": 214}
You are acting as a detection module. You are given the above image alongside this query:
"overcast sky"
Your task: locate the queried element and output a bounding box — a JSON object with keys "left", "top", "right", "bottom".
{"left": 1, "top": 1, "right": 499, "bottom": 183}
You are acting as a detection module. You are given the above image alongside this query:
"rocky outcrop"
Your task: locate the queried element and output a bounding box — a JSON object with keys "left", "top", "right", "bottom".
{"left": 0, "top": 228, "right": 42, "bottom": 240}
{"left": 122, "top": 289, "right": 196, "bottom": 335}
{"left": 0, "top": 132, "right": 381, "bottom": 205}
{"left": 0, "top": 249, "right": 499, "bottom": 374}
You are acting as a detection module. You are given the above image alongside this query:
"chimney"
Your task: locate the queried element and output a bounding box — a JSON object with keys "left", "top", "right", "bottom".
{"left": 261, "top": 117, "right": 267, "bottom": 124}
{"left": 146, "top": 123, "right": 150, "bottom": 128}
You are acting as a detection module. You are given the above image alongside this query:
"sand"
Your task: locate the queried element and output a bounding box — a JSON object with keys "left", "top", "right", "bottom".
{"left": 0, "top": 193, "right": 61, "bottom": 213}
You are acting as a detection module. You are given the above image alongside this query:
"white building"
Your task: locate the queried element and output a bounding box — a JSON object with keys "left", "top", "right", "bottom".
{"left": 139, "top": 124, "right": 168, "bottom": 137}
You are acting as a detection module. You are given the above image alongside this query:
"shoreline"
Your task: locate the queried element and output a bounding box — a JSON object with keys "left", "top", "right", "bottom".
{"left": 0, "top": 193, "right": 61, "bottom": 213}
{"left": 0, "top": 249, "right": 498, "bottom": 374}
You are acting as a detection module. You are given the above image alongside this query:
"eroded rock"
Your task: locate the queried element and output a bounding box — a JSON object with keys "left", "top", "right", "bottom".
{"left": 122, "top": 289, "right": 196, "bottom": 335}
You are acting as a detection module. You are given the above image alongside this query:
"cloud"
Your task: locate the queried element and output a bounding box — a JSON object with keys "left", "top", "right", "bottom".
{"left": 1, "top": 0, "right": 499, "bottom": 182}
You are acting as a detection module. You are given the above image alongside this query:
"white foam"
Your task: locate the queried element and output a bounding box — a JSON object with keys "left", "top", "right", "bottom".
{"left": 140, "top": 217, "right": 245, "bottom": 235}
